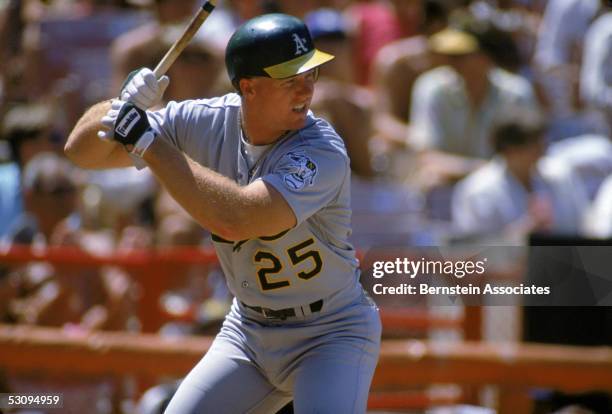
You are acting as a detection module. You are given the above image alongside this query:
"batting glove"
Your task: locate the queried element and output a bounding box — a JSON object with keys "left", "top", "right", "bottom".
{"left": 99, "top": 99, "right": 157, "bottom": 158}
{"left": 97, "top": 99, "right": 124, "bottom": 142}
{"left": 120, "top": 68, "right": 169, "bottom": 110}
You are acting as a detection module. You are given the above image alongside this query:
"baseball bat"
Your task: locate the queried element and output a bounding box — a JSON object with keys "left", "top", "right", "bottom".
{"left": 153, "top": 0, "right": 217, "bottom": 79}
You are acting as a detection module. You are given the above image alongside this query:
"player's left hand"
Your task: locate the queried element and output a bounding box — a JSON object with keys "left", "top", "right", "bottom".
{"left": 113, "top": 100, "right": 152, "bottom": 148}
{"left": 98, "top": 99, "right": 152, "bottom": 147}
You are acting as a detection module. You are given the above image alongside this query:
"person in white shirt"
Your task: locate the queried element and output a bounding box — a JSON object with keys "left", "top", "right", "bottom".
{"left": 534, "top": 0, "right": 600, "bottom": 74}
{"left": 533, "top": 0, "right": 600, "bottom": 113}
{"left": 409, "top": 25, "right": 540, "bottom": 189}
{"left": 580, "top": 10, "right": 612, "bottom": 128}
{"left": 452, "top": 117, "right": 588, "bottom": 242}
{"left": 584, "top": 174, "right": 612, "bottom": 239}
{"left": 533, "top": 0, "right": 609, "bottom": 141}
{"left": 545, "top": 134, "right": 612, "bottom": 200}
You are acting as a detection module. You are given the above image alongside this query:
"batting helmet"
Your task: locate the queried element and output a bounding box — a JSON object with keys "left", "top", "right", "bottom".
{"left": 225, "top": 13, "right": 334, "bottom": 89}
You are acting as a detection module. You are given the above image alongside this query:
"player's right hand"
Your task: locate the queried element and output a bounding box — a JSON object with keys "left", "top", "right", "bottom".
{"left": 120, "top": 68, "right": 169, "bottom": 110}
{"left": 97, "top": 99, "right": 151, "bottom": 149}
{"left": 97, "top": 99, "right": 123, "bottom": 141}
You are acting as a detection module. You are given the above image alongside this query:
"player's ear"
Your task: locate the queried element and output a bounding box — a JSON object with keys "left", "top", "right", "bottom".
{"left": 239, "top": 78, "right": 255, "bottom": 98}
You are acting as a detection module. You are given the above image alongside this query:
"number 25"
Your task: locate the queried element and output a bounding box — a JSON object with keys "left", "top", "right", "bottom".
{"left": 254, "top": 238, "right": 323, "bottom": 291}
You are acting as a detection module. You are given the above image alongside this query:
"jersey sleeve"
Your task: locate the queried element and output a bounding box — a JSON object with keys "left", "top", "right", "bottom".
{"left": 147, "top": 100, "right": 197, "bottom": 150}
{"left": 262, "top": 144, "right": 349, "bottom": 225}
{"left": 126, "top": 101, "right": 195, "bottom": 170}
{"left": 138, "top": 99, "right": 223, "bottom": 170}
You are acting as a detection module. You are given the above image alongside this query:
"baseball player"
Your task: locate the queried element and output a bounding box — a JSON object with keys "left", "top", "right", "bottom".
{"left": 65, "top": 13, "right": 381, "bottom": 414}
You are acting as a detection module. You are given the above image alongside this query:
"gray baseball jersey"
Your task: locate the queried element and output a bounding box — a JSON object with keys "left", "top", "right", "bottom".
{"left": 148, "top": 93, "right": 381, "bottom": 414}
{"left": 147, "top": 93, "right": 360, "bottom": 310}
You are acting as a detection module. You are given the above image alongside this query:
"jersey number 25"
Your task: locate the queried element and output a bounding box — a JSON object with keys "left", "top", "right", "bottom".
{"left": 254, "top": 238, "right": 323, "bottom": 291}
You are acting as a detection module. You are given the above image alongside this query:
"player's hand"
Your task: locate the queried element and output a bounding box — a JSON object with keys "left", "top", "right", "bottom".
{"left": 120, "top": 67, "right": 169, "bottom": 110}
{"left": 99, "top": 99, "right": 152, "bottom": 147}
{"left": 98, "top": 100, "right": 157, "bottom": 159}
{"left": 97, "top": 99, "right": 123, "bottom": 141}
{"left": 113, "top": 100, "right": 153, "bottom": 148}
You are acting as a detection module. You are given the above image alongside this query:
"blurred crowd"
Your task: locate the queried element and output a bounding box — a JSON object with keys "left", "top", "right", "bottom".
{"left": 0, "top": 0, "right": 611, "bottom": 412}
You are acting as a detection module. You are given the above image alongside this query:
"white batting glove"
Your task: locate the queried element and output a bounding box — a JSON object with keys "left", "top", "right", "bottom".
{"left": 97, "top": 99, "right": 125, "bottom": 141}
{"left": 120, "top": 68, "right": 169, "bottom": 110}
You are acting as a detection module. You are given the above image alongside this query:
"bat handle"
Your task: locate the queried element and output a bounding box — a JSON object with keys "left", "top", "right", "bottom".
{"left": 153, "top": 0, "right": 217, "bottom": 79}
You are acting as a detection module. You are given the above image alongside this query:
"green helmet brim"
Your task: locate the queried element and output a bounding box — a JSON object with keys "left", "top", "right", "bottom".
{"left": 263, "top": 49, "right": 335, "bottom": 79}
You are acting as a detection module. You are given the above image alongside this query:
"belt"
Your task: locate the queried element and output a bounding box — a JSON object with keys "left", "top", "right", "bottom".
{"left": 241, "top": 300, "right": 324, "bottom": 320}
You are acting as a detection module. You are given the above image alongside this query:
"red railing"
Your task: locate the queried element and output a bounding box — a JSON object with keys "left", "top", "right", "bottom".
{"left": 1, "top": 325, "right": 611, "bottom": 413}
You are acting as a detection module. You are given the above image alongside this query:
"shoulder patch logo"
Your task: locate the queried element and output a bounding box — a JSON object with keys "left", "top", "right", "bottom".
{"left": 280, "top": 151, "right": 318, "bottom": 190}
{"left": 292, "top": 33, "right": 309, "bottom": 55}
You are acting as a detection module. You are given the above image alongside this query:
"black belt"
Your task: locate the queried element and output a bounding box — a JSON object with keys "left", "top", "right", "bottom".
{"left": 241, "top": 300, "right": 323, "bottom": 320}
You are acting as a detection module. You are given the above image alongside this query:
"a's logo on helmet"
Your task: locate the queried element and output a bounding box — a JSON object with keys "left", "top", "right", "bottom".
{"left": 292, "top": 33, "right": 309, "bottom": 55}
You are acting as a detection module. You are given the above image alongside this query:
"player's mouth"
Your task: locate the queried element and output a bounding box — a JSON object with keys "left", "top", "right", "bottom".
{"left": 292, "top": 103, "right": 307, "bottom": 114}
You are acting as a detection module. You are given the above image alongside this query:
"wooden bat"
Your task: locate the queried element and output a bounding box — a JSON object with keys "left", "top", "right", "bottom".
{"left": 153, "top": 0, "right": 217, "bottom": 79}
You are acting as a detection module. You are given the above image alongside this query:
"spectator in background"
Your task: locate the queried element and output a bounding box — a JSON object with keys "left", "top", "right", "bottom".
{"left": 111, "top": 0, "right": 234, "bottom": 94}
{"left": 2, "top": 153, "right": 136, "bottom": 414}
{"left": 0, "top": 155, "right": 23, "bottom": 239}
{"left": 533, "top": 0, "right": 600, "bottom": 109}
{"left": 5, "top": 0, "right": 150, "bottom": 129}
{"left": 225, "top": 0, "right": 282, "bottom": 23}
{"left": 346, "top": 0, "right": 423, "bottom": 85}
{"left": 467, "top": 0, "right": 542, "bottom": 71}
{"left": 408, "top": 24, "right": 540, "bottom": 193}
{"left": 111, "top": 0, "right": 198, "bottom": 91}
{"left": 584, "top": 173, "right": 612, "bottom": 239}
{"left": 451, "top": 8, "right": 524, "bottom": 74}
{"left": 580, "top": 7, "right": 612, "bottom": 131}
{"left": 533, "top": 0, "right": 609, "bottom": 141}
{"left": 0, "top": 103, "right": 61, "bottom": 239}
{"left": 370, "top": 0, "right": 448, "bottom": 177}
{"left": 274, "top": 0, "right": 320, "bottom": 18}
{"left": 159, "top": 26, "right": 230, "bottom": 101}
{"left": 306, "top": 8, "right": 375, "bottom": 178}
{"left": 5, "top": 152, "right": 136, "bottom": 331}
{"left": 10, "top": 152, "right": 80, "bottom": 245}
{"left": 80, "top": 165, "right": 158, "bottom": 247}
{"left": 452, "top": 117, "right": 588, "bottom": 243}
{"left": 0, "top": 0, "right": 26, "bottom": 114}
{"left": 545, "top": 133, "right": 612, "bottom": 201}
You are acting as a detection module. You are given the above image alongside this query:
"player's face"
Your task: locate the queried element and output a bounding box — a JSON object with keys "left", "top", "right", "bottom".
{"left": 248, "top": 69, "right": 318, "bottom": 130}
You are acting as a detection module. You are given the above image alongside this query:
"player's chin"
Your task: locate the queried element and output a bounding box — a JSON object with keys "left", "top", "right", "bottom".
{"left": 287, "top": 107, "right": 309, "bottom": 128}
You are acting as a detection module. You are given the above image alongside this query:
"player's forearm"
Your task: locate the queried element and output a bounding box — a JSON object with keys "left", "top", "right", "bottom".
{"left": 143, "top": 138, "right": 287, "bottom": 241}
{"left": 64, "top": 100, "right": 132, "bottom": 169}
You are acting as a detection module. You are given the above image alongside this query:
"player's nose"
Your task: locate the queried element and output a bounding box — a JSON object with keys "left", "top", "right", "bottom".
{"left": 294, "top": 74, "right": 315, "bottom": 97}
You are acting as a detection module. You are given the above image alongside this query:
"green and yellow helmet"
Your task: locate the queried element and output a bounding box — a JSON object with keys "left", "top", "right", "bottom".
{"left": 225, "top": 13, "right": 334, "bottom": 90}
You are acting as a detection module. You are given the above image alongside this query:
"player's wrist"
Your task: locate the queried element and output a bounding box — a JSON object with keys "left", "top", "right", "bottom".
{"left": 126, "top": 128, "right": 157, "bottom": 158}
{"left": 113, "top": 102, "right": 151, "bottom": 145}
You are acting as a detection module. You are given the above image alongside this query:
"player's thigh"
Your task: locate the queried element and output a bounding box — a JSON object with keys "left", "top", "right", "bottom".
{"left": 164, "top": 349, "right": 290, "bottom": 414}
{"left": 292, "top": 339, "right": 379, "bottom": 414}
